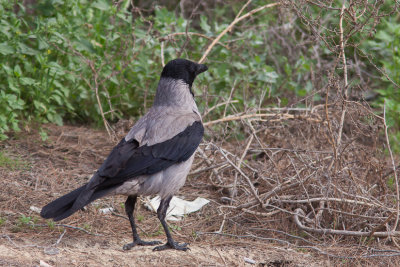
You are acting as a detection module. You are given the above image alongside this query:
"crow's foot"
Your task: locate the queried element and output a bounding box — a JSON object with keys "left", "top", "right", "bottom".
{"left": 123, "top": 239, "right": 162, "bottom": 250}
{"left": 153, "top": 241, "right": 189, "bottom": 251}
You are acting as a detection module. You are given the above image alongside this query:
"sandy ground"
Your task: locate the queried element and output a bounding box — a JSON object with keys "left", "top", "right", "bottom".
{"left": 0, "top": 238, "right": 325, "bottom": 267}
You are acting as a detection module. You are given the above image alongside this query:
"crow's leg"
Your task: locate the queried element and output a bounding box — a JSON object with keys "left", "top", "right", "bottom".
{"left": 153, "top": 196, "right": 189, "bottom": 251}
{"left": 123, "top": 195, "right": 161, "bottom": 250}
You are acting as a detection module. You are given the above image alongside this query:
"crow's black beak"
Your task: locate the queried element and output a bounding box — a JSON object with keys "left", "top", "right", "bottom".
{"left": 195, "top": 64, "right": 208, "bottom": 75}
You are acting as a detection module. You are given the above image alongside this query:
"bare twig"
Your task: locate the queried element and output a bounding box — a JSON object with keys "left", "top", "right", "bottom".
{"left": 232, "top": 134, "right": 254, "bottom": 202}
{"left": 161, "top": 41, "right": 165, "bottom": 67}
{"left": 384, "top": 101, "right": 400, "bottom": 232}
{"left": 280, "top": 197, "right": 393, "bottom": 211}
{"left": 203, "top": 113, "right": 321, "bottom": 127}
{"left": 202, "top": 100, "right": 239, "bottom": 118}
{"left": 336, "top": 0, "right": 348, "bottom": 152}
{"left": 294, "top": 209, "right": 400, "bottom": 237}
{"left": 54, "top": 229, "right": 67, "bottom": 246}
{"left": 159, "top": 32, "right": 230, "bottom": 50}
{"left": 197, "top": 147, "right": 224, "bottom": 183}
{"left": 198, "top": 2, "right": 280, "bottom": 63}
{"left": 196, "top": 232, "right": 400, "bottom": 259}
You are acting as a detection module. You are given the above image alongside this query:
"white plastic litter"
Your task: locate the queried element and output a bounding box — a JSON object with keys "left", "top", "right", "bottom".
{"left": 99, "top": 207, "right": 114, "bottom": 214}
{"left": 145, "top": 196, "right": 209, "bottom": 221}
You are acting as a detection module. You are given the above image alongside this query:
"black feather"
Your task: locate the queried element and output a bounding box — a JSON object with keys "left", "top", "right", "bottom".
{"left": 40, "top": 185, "right": 86, "bottom": 220}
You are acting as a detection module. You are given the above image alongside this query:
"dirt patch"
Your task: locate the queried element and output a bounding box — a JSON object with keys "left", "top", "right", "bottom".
{"left": 0, "top": 240, "right": 323, "bottom": 267}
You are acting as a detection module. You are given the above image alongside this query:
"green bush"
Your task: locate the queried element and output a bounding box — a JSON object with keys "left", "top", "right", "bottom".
{"left": 0, "top": 0, "right": 286, "bottom": 137}
{"left": 364, "top": 18, "right": 400, "bottom": 125}
{"left": 362, "top": 15, "right": 400, "bottom": 152}
{"left": 0, "top": 0, "right": 398, "bottom": 144}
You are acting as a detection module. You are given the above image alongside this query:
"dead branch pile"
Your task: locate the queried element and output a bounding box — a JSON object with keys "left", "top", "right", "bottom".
{"left": 191, "top": 98, "right": 399, "bottom": 250}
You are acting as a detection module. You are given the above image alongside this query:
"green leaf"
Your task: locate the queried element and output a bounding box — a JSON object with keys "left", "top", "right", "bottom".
{"left": 16, "top": 99, "right": 25, "bottom": 109}
{"left": 11, "top": 121, "right": 20, "bottom": 132}
{"left": 110, "top": 76, "right": 120, "bottom": 85}
{"left": 376, "top": 30, "right": 393, "bottom": 43}
{"left": 0, "top": 22, "right": 12, "bottom": 39}
{"left": 92, "top": 0, "right": 110, "bottom": 11}
{"left": 18, "top": 43, "right": 38, "bottom": 55}
{"left": 14, "top": 65, "right": 22, "bottom": 77}
{"left": 53, "top": 113, "right": 63, "bottom": 126}
{"left": 51, "top": 94, "right": 63, "bottom": 105}
{"left": 33, "top": 100, "right": 47, "bottom": 112}
{"left": 233, "top": 62, "right": 247, "bottom": 70}
{"left": 0, "top": 42, "right": 14, "bottom": 55}
{"left": 200, "top": 16, "right": 211, "bottom": 33}
{"left": 46, "top": 112, "right": 53, "bottom": 122}
{"left": 155, "top": 7, "right": 174, "bottom": 25}
{"left": 75, "top": 38, "right": 96, "bottom": 53}
{"left": 39, "top": 130, "right": 48, "bottom": 141}
{"left": 258, "top": 70, "right": 279, "bottom": 83}
{"left": 20, "top": 77, "right": 36, "bottom": 85}
{"left": 2, "top": 65, "right": 13, "bottom": 75}
{"left": 38, "top": 37, "right": 49, "bottom": 50}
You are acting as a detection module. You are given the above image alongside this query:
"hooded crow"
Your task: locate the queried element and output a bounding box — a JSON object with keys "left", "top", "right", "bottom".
{"left": 40, "top": 58, "right": 208, "bottom": 251}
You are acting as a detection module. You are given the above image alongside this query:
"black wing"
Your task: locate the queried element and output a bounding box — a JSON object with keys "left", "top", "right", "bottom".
{"left": 89, "top": 120, "right": 204, "bottom": 191}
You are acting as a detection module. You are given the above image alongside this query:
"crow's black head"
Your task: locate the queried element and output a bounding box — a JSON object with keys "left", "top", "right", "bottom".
{"left": 161, "top": 59, "right": 208, "bottom": 88}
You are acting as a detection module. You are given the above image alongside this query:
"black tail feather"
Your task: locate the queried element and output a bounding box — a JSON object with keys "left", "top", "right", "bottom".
{"left": 40, "top": 184, "right": 88, "bottom": 221}
{"left": 40, "top": 183, "right": 116, "bottom": 221}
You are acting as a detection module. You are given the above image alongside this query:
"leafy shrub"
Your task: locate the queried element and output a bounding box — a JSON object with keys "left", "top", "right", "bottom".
{"left": 0, "top": 0, "right": 285, "bottom": 137}
{"left": 0, "top": 0, "right": 398, "bottom": 145}
{"left": 363, "top": 16, "right": 400, "bottom": 152}
{"left": 365, "top": 18, "right": 400, "bottom": 124}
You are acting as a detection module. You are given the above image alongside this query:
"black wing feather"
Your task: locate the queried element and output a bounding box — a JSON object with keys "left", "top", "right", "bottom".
{"left": 95, "top": 120, "right": 203, "bottom": 188}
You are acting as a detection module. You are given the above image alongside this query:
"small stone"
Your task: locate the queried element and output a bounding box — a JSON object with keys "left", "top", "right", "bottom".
{"left": 30, "top": 206, "right": 41, "bottom": 213}
{"left": 44, "top": 247, "right": 59, "bottom": 255}
{"left": 244, "top": 257, "right": 256, "bottom": 264}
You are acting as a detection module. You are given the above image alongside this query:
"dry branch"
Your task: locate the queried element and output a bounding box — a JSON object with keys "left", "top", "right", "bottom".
{"left": 336, "top": 0, "right": 349, "bottom": 151}
{"left": 198, "top": 2, "right": 280, "bottom": 64}
{"left": 89, "top": 61, "right": 115, "bottom": 140}
{"left": 159, "top": 32, "right": 230, "bottom": 49}
{"left": 203, "top": 113, "right": 322, "bottom": 127}
{"left": 294, "top": 209, "right": 400, "bottom": 237}
{"left": 384, "top": 101, "right": 400, "bottom": 232}
{"left": 279, "top": 197, "right": 393, "bottom": 211}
